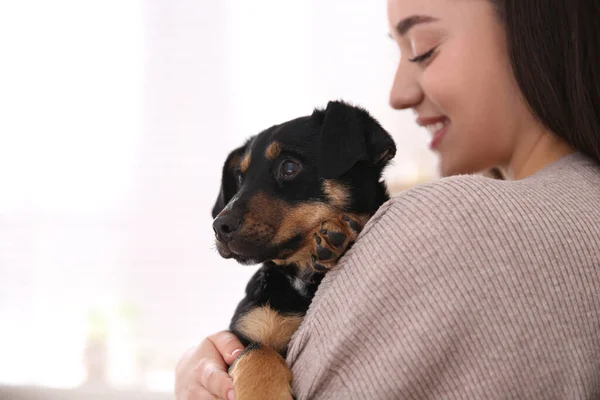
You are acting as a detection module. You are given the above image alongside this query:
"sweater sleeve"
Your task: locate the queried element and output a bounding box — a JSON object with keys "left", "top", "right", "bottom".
{"left": 286, "top": 175, "right": 600, "bottom": 400}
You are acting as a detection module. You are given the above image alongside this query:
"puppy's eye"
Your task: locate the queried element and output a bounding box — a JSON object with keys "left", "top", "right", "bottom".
{"left": 279, "top": 160, "right": 302, "bottom": 180}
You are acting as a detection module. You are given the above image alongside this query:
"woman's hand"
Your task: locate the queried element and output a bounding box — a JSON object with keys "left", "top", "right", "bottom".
{"left": 175, "top": 331, "right": 245, "bottom": 400}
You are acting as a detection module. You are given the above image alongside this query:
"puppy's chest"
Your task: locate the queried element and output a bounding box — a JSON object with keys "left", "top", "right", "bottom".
{"left": 249, "top": 264, "right": 324, "bottom": 314}
{"left": 290, "top": 275, "right": 309, "bottom": 297}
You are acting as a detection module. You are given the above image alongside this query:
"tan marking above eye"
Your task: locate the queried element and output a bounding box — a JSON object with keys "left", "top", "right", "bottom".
{"left": 265, "top": 141, "right": 282, "bottom": 160}
{"left": 228, "top": 154, "right": 241, "bottom": 170}
{"left": 240, "top": 153, "right": 251, "bottom": 173}
{"left": 322, "top": 180, "right": 350, "bottom": 209}
{"left": 235, "top": 305, "right": 303, "bottom": 353}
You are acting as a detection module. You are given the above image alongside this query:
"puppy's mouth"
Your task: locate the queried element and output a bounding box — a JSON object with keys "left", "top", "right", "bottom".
{"left": 215, "top": 234, "right": 303, "bottom": 266}
{"left": 214, "top": 238, "right": 273, "bottom": 265}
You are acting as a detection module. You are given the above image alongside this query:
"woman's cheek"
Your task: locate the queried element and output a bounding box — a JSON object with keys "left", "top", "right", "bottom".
{"left": 421, "top": 62, "right": 454, "bottom": 116}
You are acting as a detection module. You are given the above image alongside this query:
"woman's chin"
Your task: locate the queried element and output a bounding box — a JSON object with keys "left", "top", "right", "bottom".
{"left": 438, "top": 158, "right": 459, "bottom": 177}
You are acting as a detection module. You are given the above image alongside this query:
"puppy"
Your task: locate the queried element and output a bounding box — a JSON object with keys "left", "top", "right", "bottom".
{"left": 211, "top": 101, "right": 396, "bottom": 399}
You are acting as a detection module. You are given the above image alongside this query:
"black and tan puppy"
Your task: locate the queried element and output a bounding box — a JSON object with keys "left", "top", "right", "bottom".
{"left": 211, "top": 101, "right": 396, "bottom": 399}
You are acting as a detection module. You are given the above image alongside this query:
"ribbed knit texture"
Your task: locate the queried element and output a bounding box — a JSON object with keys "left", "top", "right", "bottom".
{"left": 286, "top": 153, "right": 600, "bottom": 399}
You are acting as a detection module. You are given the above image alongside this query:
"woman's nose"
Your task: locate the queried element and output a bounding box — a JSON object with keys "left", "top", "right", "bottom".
{"left": 389, "top": 61, "right": 423, "bottom": 110}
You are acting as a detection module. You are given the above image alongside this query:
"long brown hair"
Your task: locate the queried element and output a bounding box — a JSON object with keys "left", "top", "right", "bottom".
{"left": 490, "top": 0, "right": 600, "bottom": 164}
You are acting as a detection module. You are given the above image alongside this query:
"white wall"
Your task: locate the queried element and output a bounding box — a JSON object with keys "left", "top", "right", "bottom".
{"left": 0, "top": 0, "right": 438, "bottom": 393}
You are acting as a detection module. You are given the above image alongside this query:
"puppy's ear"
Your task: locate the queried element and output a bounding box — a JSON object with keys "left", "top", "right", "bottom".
{"left": 212, "top": 141, "right": 251, "bottom": 218}
{"left": 317, "top": 101, "right": 396, "bottom": 179}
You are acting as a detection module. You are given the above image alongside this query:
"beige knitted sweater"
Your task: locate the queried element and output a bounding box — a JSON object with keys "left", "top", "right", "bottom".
{"left": 287, "top": 153, "right": 600, "bottom": 399}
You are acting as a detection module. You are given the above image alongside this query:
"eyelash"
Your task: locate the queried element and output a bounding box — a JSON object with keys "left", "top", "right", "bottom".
{"left": 408, "top": 47, "right": 437, "bottom": 64}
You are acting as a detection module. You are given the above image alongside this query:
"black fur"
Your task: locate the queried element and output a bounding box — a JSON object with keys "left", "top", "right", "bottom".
{"left": 318, "top": 100, "right": 396, "bottom": 179}
{"left": 211, "top": 100, "right": 396, "bottom": 356}
{"left": 229, "top": 263, "right": 325, "bottom": 349}
{"left": 212, "top": 141, "right": 252, "bottom": 218}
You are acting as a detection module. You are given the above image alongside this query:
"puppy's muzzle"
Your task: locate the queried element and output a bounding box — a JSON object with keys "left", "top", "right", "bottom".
{"left": 213, "top": 213, "right": 241, "bottom": 243}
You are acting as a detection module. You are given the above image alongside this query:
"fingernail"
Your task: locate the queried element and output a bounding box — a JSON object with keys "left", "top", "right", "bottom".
{"left": 228, "top": 389, "right": 236, "bottom": 400}
{"left": 231, "top": 349, "right": 242, "bottom": 358}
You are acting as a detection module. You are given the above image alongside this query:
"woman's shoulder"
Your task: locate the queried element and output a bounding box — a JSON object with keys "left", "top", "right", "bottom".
{"left": 371, "top": 153, "right": 600, "bottom": 238}
{"left": 388, "top": 173, "right": 513, "bottom": 218}
{"left": 366, "top": 174, "right": 515, "bottom": 239}
{"left": 390, "top": 173, "right": 508, "bottom": 211}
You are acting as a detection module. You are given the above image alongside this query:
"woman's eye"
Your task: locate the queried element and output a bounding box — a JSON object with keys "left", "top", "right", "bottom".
{"left": 408, "top": 47, "right": 437, "bottom": 64}
{"left": 279, "top": 160, "right": 302, "bottom": 180}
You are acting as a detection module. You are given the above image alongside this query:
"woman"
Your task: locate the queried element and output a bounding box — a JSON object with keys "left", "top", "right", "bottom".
{"left": 176, "top": 0, "right": 600, "bottom": 398}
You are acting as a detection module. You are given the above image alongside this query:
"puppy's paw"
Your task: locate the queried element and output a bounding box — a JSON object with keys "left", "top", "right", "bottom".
{"left": 310, "top": 214, "right": 364, "bottom": 272}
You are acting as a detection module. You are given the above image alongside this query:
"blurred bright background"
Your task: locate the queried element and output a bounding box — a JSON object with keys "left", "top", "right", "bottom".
{"left": 0, "top": 0, "right": 438, "bottom": 398}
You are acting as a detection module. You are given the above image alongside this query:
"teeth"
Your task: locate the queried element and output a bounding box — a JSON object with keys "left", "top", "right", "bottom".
{"left": 425, "top": 121, "right": 446, "bottom": 135}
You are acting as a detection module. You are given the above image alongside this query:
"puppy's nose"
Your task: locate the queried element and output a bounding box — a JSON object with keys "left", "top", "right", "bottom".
{"left": 213, "top": 214, "right": 240, "bottom": 242}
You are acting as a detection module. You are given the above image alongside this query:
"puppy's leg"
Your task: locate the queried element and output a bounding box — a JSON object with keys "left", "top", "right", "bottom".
{"left": 310, "top": 213, "right": 368, "bottom": 272}
{"left": 229, "top": 343, "right": 293, "bottom": 400}
{"left": 231, "top": 305, "right": 302, "bottom": 399}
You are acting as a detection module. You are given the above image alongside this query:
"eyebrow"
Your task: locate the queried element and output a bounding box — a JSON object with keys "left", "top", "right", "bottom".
{"left": 395, "top": 15, "right": 438, "bottom": 36}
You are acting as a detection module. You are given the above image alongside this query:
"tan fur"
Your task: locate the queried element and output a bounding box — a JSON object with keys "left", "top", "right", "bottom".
{"left": 312, "top": 213, "right": 369, "bottom": 267}
{"left": 228, "top": 154, "right": 241, "bottom": 170}
{"left": 273, "top": 203, "right": 338, "bottom": 244}
{"left": 246, "top": 192, "right": 283, "bottom": 224}
{"left": 276, "top": 211, "right": 370, "bottom": 269}
{"left": 244, "top": 193, "right": 336, "bottom": 244}
{"left": 241, "top": 193, "right": 283, "bottom": 239}
{"left": 322, "top": 180, "right": 350, "bottom": 209}
{"left": 265, "top": 141, "right": 282, "bottom": 160}
{"left": 276, "top": 246, "right": 314, "bottom": 269}
{"left": 235, "top": 306, "right": 303, "bottom": 353}
{"left": 240, "top": 153, "right": 251, "bottom": 173}
{"left": 230, "top": 345, "right": 293, "bottom": 400}
{"left": 348, "top": 212, "right": 370, "bottom": 227}
{"left": 243, "top": 192, "right": 371, "bottom": 269}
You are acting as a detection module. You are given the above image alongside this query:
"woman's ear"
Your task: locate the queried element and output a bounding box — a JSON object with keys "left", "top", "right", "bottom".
{"left": 317, "top": 101, "right": 396, "bottom": 179}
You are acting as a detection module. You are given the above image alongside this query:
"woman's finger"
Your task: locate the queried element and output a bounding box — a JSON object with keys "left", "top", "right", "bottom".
{"left": 208, "top": 330, "right": 245, "bottom": 365}
{"left": 194, "top": 357, "right": 236, "bottom": 400}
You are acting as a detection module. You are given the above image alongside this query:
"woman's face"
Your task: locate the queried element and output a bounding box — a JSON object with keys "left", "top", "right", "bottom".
{"left": 387, "top": 0, "right": 536, "bottom": 177}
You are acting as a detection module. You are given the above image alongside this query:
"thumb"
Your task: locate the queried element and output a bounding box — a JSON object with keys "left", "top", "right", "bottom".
{"left": 196, "top": 358, "right": 236, "bottom": 399}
